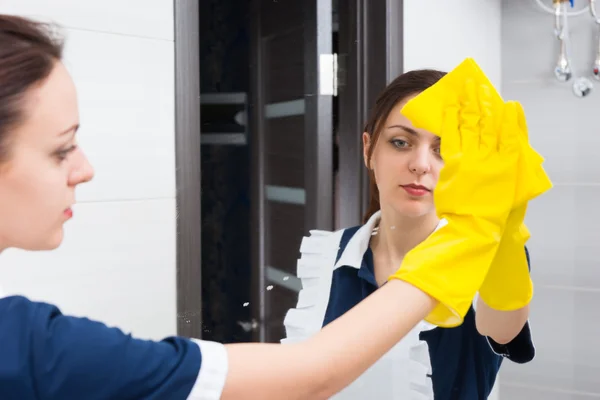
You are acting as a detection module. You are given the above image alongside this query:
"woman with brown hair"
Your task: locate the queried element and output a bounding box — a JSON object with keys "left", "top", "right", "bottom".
{"left": 0, "top": 14, "right": 522, "bottom": 400}
{"left": 283, "top": 70, "right": 535, "bottom": 399}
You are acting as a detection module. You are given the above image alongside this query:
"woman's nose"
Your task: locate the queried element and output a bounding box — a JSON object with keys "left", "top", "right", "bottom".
{"left": 68, "top": 149, "right": 95, "bottom": 186}
{"left": 408, "top": 149, "right": 431, "bottom": 175}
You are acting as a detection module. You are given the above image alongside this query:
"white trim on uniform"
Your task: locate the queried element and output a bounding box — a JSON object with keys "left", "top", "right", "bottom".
{"left": 188, "top": 339, "right": 229, "bottom": 400}
{"left": 282, "top": 211, "right": 440, "bottom": 399}
{"left": 333, "top": 211, "right": 381, "bottom": 271}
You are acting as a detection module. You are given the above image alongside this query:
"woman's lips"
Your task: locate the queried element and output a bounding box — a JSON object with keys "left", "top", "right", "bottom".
{"left": 401, "top": 185, "right": 430, "bottom": 197}
{"left": 64, "top": 208, "right": 73, "bottom": 219}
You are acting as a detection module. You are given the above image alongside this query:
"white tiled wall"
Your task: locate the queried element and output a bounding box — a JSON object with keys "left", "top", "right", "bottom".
{"left": 403, "top": 1, "right": 502, "bottom": 399}
{"left": 501, "top": 1, "right": 600, "bottom": 398}
{"left": 0, "top": 1, "right": 177, "bottom": 341}
{"left": 403, "top": 0, "right": 502, "bottom": 90}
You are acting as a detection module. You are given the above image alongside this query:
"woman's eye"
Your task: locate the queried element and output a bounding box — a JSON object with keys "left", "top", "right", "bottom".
{"left": 391, "top": 139, "right": 409, "bottom": 148}
{"left": 55, "top": 145, "right": 77, "bottom": 161}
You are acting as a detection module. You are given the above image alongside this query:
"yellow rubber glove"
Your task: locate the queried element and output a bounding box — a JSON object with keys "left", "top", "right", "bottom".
{"left": 389, "top": 80, "right": 519, "bottom": 328}
{"left": 399, "top": 57, "right": 553, "bottom": 313}
{"left": 400, "top": 58, "right": 504, "bottom": 137}
{"left": 513, "top": 102, "right": 553, "bottom": 203}
{"left": 478, "top": 102, "right": 553, "bottom": 310}
{"left": 400, "top": 57, "right": 550, "bottom": 186}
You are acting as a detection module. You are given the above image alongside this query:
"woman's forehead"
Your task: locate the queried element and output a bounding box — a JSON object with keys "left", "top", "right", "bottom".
{"left": 385, "top": 101, "right": 438, "bottom": 140}
{"left": 18, "top": 63, "right": 79, "bottom": 141}
{"left": 386, "top": 102, "right": 413, "bottom": 127}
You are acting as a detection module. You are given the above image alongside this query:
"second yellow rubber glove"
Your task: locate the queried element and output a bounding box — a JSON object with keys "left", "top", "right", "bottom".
{"left": 399, "top": 57, "right": 553, "bottom": 313}
{"left": 389, "top": 80, "right": 519, "bottom": 328}
{"left": 478, "top": 102, "right": 553, "bottom": 310}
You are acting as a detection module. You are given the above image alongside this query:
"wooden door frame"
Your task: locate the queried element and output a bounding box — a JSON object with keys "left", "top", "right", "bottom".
{"left": 174, "top": 0, "right": 202, "bottom": 338}
{"left": 336, "top": 0, "right": 404, "bottom": 228}
{"left": 248, "top": 0, "right": 335, "bottom": 342}
{"left": 304, "top": 0, "right": 334, "bottom": 232}
{"left": 249, "top": 0, "right": 267, "bottom": 342}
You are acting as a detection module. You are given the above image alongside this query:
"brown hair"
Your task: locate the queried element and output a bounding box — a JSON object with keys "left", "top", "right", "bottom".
{"left": 0, "top": 15, "right": 64, "bottom": 162}
{"left": 362, "top": 69, "right": 447, "bottom": 223}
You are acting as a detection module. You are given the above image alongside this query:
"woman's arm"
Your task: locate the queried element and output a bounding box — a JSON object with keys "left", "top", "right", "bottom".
{"left": 9, "top": 289, "right": 430, "bottom": 400}
{"left": 221, "top": 279, "right": 437, "bottom": 400}
{"left": 475, "top": 246, "right": 532, "bottom": 344}
{"left": 475, "top": 297, "right": 529, "bottom": 344}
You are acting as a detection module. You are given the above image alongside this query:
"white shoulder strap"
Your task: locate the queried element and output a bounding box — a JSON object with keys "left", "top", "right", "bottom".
{"left": 281, "top": 229, "right": 344, "bottom": 344}
{"left": 281, "top": 228, "right": 436, "bottom": 399}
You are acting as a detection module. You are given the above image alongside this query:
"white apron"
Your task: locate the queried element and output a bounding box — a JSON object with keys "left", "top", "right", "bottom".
{"left": 281, "top": 227, "right": 436, "bottom": 400}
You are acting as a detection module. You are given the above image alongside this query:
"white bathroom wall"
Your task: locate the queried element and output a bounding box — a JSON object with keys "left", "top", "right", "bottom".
{"left": 500, "top": 1, "right": 600, "bottom": 399}
{"left": 403, "top": 0, "right": 502, "bottom": 89}
{"left": 0, "top": 1, "right": 178, "bottom": 340}
{"left": 403, "top": 1, "right": 502, "bottom": 399}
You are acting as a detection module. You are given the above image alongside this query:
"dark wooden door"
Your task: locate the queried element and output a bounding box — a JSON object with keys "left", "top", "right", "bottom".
{"left": 249, "top": 0, "right": 334, "bottom": 343}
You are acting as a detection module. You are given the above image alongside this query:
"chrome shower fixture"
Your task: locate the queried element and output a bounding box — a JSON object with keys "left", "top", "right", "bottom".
{"left": 573, "top": 76, "right": 594, "bottom": 96}
{"left": 554, "top": 0, "right": 573, "bottom": 81}
{"left": 590, "top": 0, "right": 600, "bottom": 79}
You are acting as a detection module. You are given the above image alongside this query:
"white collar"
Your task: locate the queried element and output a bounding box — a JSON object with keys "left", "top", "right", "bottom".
{"left": 333, "top": 211, "right": 382, "bottom": 271}
{"left": 333, "top": 211, "right": 448, "bottom": 271}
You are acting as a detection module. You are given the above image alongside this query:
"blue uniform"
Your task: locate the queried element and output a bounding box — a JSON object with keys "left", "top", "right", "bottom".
{"left": 323, "top": 224, "right": 535, "bottom": 400}
{"left": 282, "top": 211, "right": 535, "bottom": 399}
{"left": 0, "top": 295, "right": 228, "bottom": 400}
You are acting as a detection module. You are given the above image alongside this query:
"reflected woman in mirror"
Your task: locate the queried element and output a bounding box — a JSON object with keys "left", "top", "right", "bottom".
{"left": 283, "top": 70, "right": 535, "bottom": 399}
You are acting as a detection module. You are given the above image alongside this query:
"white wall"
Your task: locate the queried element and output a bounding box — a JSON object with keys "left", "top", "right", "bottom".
{"left": 402, "top": 1, "right": 502, "bottom": 399}
{"left": 403, "top": 0, "right": 502, "bottom": 89}
{"left": 500, "top": 1, "right": 600, "bottom": 399}
{"left": 0, "top": 1, "right": 177, "bottom": 341}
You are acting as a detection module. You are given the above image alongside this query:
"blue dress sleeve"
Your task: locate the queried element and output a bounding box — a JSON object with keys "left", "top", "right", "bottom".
{"left": 486, "top": 322, "right": 534, "bottom": 364}
{"left": 1, "top": 296, "right": 228, "bottom": 400}
{"left": 485, "top": 245, "right": 535, "bottom": 364}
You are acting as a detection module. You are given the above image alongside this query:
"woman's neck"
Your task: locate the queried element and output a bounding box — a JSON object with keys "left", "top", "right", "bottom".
{"left": 370, "top": 208, "right": 440, "bottom": 285}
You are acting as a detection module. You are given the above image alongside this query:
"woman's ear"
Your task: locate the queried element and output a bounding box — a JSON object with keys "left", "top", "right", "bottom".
{"left": 362, "top": 132, "right": 371, "bottom": 169}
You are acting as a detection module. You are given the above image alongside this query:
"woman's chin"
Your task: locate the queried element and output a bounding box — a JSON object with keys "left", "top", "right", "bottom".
{"left": 44, "top": 229, "right": 65, "bottom": 250}
{"left": 394, "top": 200, "right": 435, "bottom": 219}
{"left": 27, "top": 229, "right": 65, "bottom": 251}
